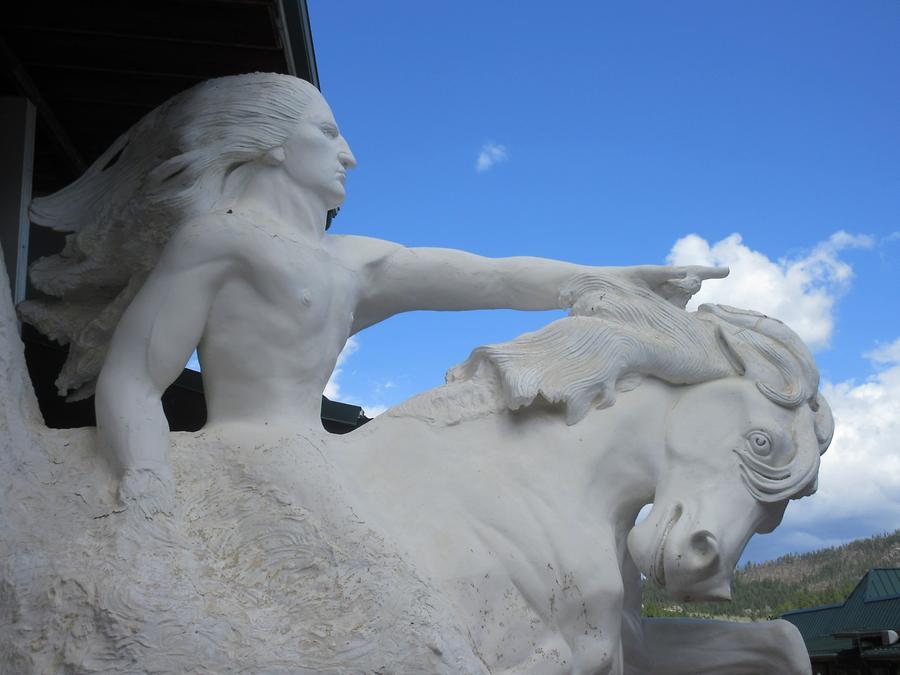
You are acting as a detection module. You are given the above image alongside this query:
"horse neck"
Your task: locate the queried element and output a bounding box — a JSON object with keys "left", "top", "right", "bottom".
{"left": 570, "top": 378, "right": 673, "bottom": 525}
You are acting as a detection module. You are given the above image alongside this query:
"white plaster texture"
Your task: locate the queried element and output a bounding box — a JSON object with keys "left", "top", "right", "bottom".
{"left": 15, "top": 73, "right": 727, "bottom": 517}
{"left": 3, "top": 74, "right": 831, "bottom": 674}
{"left": 2, "top": 261, "right": 828, "bottom": 673}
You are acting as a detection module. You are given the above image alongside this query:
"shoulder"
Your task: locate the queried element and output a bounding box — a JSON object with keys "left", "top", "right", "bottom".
{"left": 327, "top": 234, "right": 405, "bottom": 268}
{"left": 156, "top": 213, "right": 251, "bottom": 272}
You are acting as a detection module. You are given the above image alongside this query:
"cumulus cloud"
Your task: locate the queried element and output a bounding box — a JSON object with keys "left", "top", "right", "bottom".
{"left": 323, "top": 337, "right": 389, "bottom": 418}
{"left": 667, "top": 231, "right": 873, "bottom": 349}
{"left": 476, "top": 142, "right": 508, "bottom": 172}
{"left": 324, "top": 336, "right": 359, "bottom": 400}
{"left": 744, "top": 341, "right": 900, "bottom": 561}
{"left": 361, "top": 404, "right": 388, "bottom": 418}
{"left": 866, "top": 337, "right": 900, "bottom": 365}
{"left": 788, "top": 344, "right": 900, "bottom": 532}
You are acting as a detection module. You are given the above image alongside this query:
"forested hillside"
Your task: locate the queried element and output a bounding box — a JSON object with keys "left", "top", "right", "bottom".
{"left": 641, "top": 529, "right": 900, "bottom": 620}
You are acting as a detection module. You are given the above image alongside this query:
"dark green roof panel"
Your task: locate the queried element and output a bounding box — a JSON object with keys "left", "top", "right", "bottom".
{"left": 783, "top": 568, "right": 900, "bottom": 658}
{"left": 866, "top": 568, "right": 900, "bottom": 602}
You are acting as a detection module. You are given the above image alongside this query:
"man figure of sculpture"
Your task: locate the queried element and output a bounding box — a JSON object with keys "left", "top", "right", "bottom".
{"left": 19, "top": 73, "right": 725, "bottom": 515}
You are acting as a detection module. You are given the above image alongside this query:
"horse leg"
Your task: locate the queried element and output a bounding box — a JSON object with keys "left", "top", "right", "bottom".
{"left": 632, "top": 618, "right": 812, "bottom": 675}
{"left": 557, "top": 571, "right": 625, "bottom": 675}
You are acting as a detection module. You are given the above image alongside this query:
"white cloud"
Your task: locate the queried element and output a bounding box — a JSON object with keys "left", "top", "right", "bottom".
{"left": 323, "top": 337, "right": 389, "bottom": 418}
{"left": 361, "top": 404, "right": 388, "bottom": 418}
{"left": 866, "top": 338, "right": 900, "bottom": 366}
{"left": 324, "top": 336, "right": 359, "bottom": 400}
{"left": 785, "top": 344, "right": 900, "bottom": 535}
{"left": 667, "top": 231, "right": 900, "bottom": 558}
{"left": 667, "top": 230, "right": 873, "bottom": 349}
{"left": 476, "top": 142, "right": 508, "bottom": 172}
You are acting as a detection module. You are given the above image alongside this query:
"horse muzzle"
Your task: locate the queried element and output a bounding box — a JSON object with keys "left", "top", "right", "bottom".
{"left": 628, "top": 502, "right": 734, "bottom": 602}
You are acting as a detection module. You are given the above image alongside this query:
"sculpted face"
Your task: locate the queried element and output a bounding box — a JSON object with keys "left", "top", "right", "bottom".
{"left": 279, "top": 92, "right": 357, "bottom": 209}
{"left": 626, "top": 378, "right": 820, "bottom": 602}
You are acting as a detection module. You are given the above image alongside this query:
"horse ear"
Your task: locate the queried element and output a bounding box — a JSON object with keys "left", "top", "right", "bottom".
{"left": 716, "top": 326, "right": 746, "bottom": 375}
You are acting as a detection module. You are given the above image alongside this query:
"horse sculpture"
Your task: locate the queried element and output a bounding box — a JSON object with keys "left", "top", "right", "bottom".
{"left": 0, "top": 73, "right": 832, "bottom": 673}
{"left": 0, "top": 270, "right": 830, "bottom": 674}
{"left": 329, "top": 276, "right": 833, "bottom": 674}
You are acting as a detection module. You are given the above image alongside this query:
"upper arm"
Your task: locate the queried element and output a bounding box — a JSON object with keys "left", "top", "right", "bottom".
{"left": 329, "top": 235, "right": 407, "bottom": 331}
{"left": 332, "top": 236, "right": 478, "bottom": 331}
{"left": 332, "top": 234, "right": 578, "bottom": 331}
{"left": 100, "top": 220, "right": 240, "bottom": 394}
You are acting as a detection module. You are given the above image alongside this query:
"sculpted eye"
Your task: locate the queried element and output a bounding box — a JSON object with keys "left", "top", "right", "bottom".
{"left": 321, "top": 124, "right": 338, "bottom": 138}
{"left": 747, "top": 431, "right": 773, "bottom": 457}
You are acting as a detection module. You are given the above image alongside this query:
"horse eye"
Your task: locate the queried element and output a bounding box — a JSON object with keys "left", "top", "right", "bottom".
{"left": 748, "top": 431, "right": 772, "bottom": 456}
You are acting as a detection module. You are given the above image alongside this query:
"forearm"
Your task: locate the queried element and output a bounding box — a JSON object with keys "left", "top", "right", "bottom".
{"left": 375, "top": 246, "right": 595, "bottom": 312}
{"left": 95, "top": 367, "right": 169, "bottom": 476}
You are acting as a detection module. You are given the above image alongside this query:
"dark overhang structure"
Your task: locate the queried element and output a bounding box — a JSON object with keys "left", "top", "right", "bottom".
{"left": 1, "top": 1, "right": 366, "bottom": 433}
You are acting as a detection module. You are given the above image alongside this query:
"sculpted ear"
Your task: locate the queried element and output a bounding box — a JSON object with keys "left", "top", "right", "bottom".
{"left": 263, "top": 147, "right": 286, "bottom": 166}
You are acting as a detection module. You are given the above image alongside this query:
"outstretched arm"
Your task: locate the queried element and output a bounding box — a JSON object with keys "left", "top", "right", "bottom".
{"left": 95, "top": 219, "right": 237, "bottom": 516}
{"left": 335, "top": 236, "right": 726, "bottom": 332}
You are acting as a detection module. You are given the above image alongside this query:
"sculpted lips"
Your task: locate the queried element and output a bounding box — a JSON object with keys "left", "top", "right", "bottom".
{"left": 651, "top": 504, "right": 683, "bottom": 588}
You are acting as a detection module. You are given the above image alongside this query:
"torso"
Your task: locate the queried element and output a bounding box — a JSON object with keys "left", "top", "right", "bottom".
{"left": 196, "top": 216, "right": 362, "bottom": 430}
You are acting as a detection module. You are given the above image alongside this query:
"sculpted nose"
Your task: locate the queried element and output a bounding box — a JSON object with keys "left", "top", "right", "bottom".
{"left": 338, "top": 138, "right": 357, "bottom": 169}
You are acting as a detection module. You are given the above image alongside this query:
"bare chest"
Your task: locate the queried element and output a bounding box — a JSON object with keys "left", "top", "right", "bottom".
{"left": 203, "top": 233, "right": 361, "bottom": 365}
{"left": 246, "top": 234, "right": 358, "bottom": 316}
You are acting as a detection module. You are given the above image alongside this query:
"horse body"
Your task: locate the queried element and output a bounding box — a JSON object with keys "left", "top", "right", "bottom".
{"left": 335, "top": 396, "right": 635, "bottom": 673}
{"left": 334, "top": 371, "right": 821, "bottom": 674}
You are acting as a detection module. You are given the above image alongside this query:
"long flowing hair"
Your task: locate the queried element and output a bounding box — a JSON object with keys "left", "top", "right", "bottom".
{"left": 19, "top": 73, "right": 321, "bottom": 400}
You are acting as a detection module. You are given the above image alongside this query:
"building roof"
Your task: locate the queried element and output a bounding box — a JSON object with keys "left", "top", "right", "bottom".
{"left": 1, "top": 0, "right": 319, "bottom": 194}
{"left": 783, "top": 568, "right": 900, "bottom": 659}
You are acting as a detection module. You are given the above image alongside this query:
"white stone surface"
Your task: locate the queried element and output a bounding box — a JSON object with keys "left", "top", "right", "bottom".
{"left": 16, "top": 73, "right": 725, "bottom": 515}
{"left": 2, "top": 268, "right": 830, "bottom": 673}
{"left": 4, "top": 74, "right": 832, "bottom": 673}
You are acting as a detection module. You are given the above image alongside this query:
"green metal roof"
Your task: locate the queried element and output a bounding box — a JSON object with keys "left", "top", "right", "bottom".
{"left": 783, "top": 569, "right": 900, "bottom": 658}
{"left": 866, "top": 568, "right": 900, "bottom": 602}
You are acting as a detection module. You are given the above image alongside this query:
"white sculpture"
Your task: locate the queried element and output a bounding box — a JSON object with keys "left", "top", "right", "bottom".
{"left": 336, "top": 282, "right": 832, "bottom": 674}
{"left": 3, "top": 73, "right": 832, "bottom": 674}
{"left": 18, "top": 73, "right": 723, "bottom": 516}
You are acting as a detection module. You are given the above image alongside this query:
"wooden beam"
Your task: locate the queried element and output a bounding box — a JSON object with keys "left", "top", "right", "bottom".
{"left": 0, "top": 37, "right": 86, "bottom": 178}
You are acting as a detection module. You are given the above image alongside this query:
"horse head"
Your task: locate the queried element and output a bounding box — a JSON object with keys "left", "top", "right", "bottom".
{"left": 435, "top": 278, "right": 834, "bottom": 606}
{"left": 627, "top": 304, "right": 834, "bottom": 602}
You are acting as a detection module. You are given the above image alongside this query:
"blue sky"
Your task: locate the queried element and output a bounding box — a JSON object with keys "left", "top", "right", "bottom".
{"left": 304, "top": 1, "right": 900, "bottom": 563}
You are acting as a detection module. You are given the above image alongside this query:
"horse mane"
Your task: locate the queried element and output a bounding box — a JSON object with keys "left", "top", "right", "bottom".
{"left": 390, "top": 274, "right": 734, "bottom": 425}
{"left": 389, "top": 273, "right": 834, "bottom": 487}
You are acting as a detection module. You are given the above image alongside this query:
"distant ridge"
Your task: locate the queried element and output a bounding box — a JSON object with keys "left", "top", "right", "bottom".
{"left": 642, "top": 529, "right": 900, "bottom": 620}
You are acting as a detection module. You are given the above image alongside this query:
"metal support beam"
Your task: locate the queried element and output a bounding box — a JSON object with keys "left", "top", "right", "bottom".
{"left": 277, "top": 0, "right": 320, "bottom": 89}
{"left": 0, "top": 97, "right": 36, "bottom": 308}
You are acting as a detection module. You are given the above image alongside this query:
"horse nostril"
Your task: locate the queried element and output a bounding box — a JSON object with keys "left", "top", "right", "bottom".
{"left": 689, "top": 530, "right": 720, "bottom": 564}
